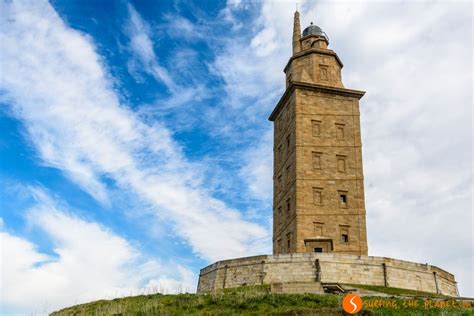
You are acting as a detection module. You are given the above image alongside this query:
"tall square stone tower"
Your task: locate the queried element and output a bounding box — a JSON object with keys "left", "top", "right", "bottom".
{"left": 269, "top": 11, "right": 368, "bottom": 256}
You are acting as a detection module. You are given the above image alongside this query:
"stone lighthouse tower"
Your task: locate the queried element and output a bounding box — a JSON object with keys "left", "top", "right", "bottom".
{"left": 269, "top": 11, "right": 368, "bottom": 256}
{"left": 198, "top": 12, "right": 458, "bottom": 297}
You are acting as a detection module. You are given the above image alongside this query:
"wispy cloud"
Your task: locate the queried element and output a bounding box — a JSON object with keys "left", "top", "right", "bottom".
{"left": 126, "top": 3, "right": 176, "bottom": 92}
{"left": 0, "top": 0, "right": 268, "bottom": 266}
{"left": 125, "top": 4, "right": 209, "bottom": 109}
{"left": 0, "top": 188, "right": 195, "bottom": 314}
{"left": 162, "top": 13, "right": 205, "bottom": 41}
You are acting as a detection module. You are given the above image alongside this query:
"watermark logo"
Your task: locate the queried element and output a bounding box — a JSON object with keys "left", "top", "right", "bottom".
{"left": 342, "top": 293, "right": 362, "bottom": 314}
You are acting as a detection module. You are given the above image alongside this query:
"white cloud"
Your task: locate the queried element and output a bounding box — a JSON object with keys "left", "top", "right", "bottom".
{"left": 207, "top": 1, "right": 301, "bottom": 135}
{"left": 211, "top": 16, "right": 285, "bottom": 105}
{"left": 126, "top": 3, "right": 176, "bottom": 91}
{"left": 239, "top": 128, "right": 273, "bottom": 202}
{"left": 125, "top": 4, "right": 209, "bottom": 109}
{"left": 0, "top": 0, "right": 267, "bottom": 267}
{"left": 162, "top": 13, "right": 203, "bottom": 40}
{"left": 0, "top": 189, "right": 194, "bottom": 314}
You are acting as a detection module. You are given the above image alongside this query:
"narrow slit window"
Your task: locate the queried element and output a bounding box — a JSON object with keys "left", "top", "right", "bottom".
{"left": 286, "top": 198, "right": 291, "bottom": 217}
{"left": 340, "top": 227, "right": 349, "bottom": 243}
{"left": 286, "top": 165, "right": 290, "bottom": 185}
{"left": 287, "top": 233, "right": 292, "bottom": 251}
{"left": 286, "top": 134, "right": 291, "bottom": 153}
{"left": 339, "top": 191, "right": 348, "bottom": 208}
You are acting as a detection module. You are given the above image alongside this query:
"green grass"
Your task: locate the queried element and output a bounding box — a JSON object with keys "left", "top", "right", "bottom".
{"left": 51, "top": 286, "right": 473, "bottom": 316}
{"left": 51, "top": 288, "right": 342, "bottom": 316}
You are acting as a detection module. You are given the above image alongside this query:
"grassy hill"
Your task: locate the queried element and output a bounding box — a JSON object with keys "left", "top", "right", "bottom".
{"left": 51, "top": 285, "right": 473, "bottom": 316}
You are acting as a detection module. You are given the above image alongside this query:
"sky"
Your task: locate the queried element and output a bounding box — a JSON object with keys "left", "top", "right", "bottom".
{"left": 0, "top": 0, "right": 472, "bottom": 314}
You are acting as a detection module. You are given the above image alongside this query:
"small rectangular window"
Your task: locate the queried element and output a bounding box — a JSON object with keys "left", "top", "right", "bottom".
{"left": 286, "top": 198, "right": 291, "bottom": 217}
{"left": 314, "top": 247, "right": 323, "bottom": 253}
{"left": 339, "top": 191, "right": 348, "bottom": 208}
{"left": 337, "top": 155, "right": 346, "bottom": 172}
{"left": 312, "top": 152, "right": 322, "bottom": 170}
{"left": 312, "top": 120, "right": 321, "bottom": 137}
{"left": 336, "top": 123, "right": 345, "bottom": 140}
{"left": 313, "top": 187, "right": 323, "bottom": 205}
{"left": 341, "top": 233, "right": 349, "bottom": 243}
{"left": 278, "top": 206, "right": 282, "bottom": 225}
{"left": 340, "top": 227, "right": 349, "bottom": 243}
{"left": 277, "top": 145, "right": 282, "bottom": 163}
{"left": 277, "top": 238, "right": 282, "bottom": 253}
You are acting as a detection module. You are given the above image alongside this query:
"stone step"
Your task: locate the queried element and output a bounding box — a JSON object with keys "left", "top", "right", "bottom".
{"left": 271, "top": 281, "right": 325, "bottom": 294}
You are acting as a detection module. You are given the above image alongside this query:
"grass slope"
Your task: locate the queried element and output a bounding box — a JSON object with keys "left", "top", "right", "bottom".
{"left": 51, "top": 285, "right": 473, "bottom": 316}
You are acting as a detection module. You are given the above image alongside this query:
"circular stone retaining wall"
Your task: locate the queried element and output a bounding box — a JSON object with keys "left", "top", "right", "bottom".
{"left": 197, "top": 253, "right": 458, "bottom": 297}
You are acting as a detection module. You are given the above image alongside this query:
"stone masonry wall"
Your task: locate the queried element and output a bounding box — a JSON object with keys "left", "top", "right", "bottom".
{"left": 294, "top": 88, "right": 368, "bottom": 255}
{"left": 273, "top": 93, "right": 297, "bottom": 253}
{"left": 197, "top": 253, "right": 458, "bottom": 297}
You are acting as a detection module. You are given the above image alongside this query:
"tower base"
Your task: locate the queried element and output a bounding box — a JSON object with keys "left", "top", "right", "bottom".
{"left": 197, "top": 252, "right": 458, "bottom": 297}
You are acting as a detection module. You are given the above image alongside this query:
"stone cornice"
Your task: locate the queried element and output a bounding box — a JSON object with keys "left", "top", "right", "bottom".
{"left": 268, "top": 81, "right": 366, "bottom": 121}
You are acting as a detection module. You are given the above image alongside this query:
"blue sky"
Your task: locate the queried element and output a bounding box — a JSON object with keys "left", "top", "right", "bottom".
{"left": 0, "top": 0, "right": 472, "bottom": 313}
